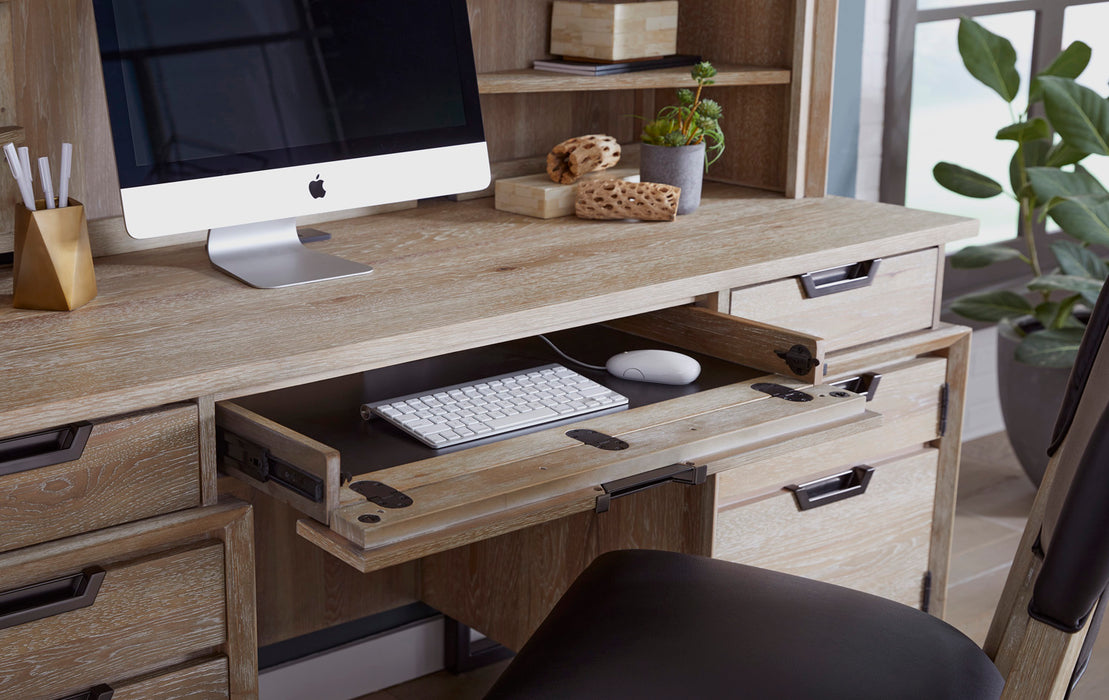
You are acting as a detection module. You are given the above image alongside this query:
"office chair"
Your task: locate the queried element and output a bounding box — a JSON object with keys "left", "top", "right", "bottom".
{"left": 485, "top": 281, "right": 1109, "bottom": 700}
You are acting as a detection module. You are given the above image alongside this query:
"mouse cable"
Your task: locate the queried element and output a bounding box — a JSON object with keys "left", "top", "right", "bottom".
{"left": 537, "top": 334, "right": 607, "bottom": 372}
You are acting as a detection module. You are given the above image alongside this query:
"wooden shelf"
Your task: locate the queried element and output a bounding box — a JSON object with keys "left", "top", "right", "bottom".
{"left": 477, "top": 63, "right": 791, "bottom": 95}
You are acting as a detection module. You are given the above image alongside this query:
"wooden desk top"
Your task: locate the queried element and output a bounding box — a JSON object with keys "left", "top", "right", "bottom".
{"left": 0, "top": 184, "right": 974, "bottom": 436}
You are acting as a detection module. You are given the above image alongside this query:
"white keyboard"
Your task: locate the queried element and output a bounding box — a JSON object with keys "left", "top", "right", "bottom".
{"left": 361, "top": 364, "right": 629, "bottom": 448}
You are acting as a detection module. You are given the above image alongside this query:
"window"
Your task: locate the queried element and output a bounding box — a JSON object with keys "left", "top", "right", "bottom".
{"left": 881, "top": 0, "right": 1109, "bottom": 251}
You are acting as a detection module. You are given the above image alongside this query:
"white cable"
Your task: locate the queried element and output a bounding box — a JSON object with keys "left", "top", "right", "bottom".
{"left": 537, "top": 334, "right": 607, "bottom": 371}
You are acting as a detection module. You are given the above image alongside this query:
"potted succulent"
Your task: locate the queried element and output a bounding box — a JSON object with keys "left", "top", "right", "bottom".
{"left": 933, "top": 17, "right": 1109, "bottom": 482}
{"left": 639, "top": 61, "right": 725, "bottom": 214}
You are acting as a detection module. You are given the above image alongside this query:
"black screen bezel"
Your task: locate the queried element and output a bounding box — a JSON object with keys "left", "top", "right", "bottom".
{"left": 92, "top": 0, "right": 486, "bottom": 189}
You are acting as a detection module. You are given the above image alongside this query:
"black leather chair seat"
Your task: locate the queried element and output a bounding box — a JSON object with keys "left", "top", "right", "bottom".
{"left": 486, "top": 549, "right": 1005, "bottom": 699}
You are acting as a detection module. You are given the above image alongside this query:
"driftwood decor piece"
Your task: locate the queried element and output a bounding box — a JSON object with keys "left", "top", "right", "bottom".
{"left": 547, "top": 134, "right": 622, "bottom": 184}
{"left": 575, "top": 179, "right": 680, "bottom": 221}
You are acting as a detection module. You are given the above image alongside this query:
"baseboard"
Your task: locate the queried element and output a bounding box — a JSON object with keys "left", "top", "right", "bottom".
{"left": 259, "top": 616, "right": 445, "bottom": 700}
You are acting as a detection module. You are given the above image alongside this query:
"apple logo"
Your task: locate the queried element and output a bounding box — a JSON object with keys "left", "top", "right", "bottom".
{"left": 309, "top": 175, "right": 326, "bottom": 199}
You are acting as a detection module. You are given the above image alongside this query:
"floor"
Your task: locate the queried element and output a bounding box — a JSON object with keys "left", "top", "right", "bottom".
{"left": 358, "top": 431, "right": 1109, "bottom": 700}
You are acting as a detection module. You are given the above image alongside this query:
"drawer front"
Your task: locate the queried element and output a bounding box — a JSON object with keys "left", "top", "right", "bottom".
{"left": 715, "top": 356, "right": 948, "bottom": 504}
{"left": 0, "top": 543, "right": 227, "bottom": 698}
{"left": 0, "top": 405, "right": 201, "bottom": 553}
{"left": 729, "top": 249, "right": 939, "bottom": 351}
{"left": 112, "top": 656, "right": 230, "bottom": 699}
{"left": 713, "top": 449, "right": 939, "bottom": 608}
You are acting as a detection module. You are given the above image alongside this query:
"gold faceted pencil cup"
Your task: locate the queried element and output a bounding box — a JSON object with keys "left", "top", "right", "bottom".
{"left": 13, "top": 198, "right": 97, "bottom": 311}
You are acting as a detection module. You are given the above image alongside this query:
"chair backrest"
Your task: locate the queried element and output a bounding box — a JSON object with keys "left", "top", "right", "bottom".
{"left": 985, "top": 279, "right": 1109, "bottom": 699}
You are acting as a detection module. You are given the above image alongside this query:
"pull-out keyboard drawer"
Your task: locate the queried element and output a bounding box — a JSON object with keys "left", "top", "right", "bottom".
{"left": 0, "top": 404, "right": 201, "bottom": 553}
{"left": 217, "top": 310, "right": 884, "bottom": 573}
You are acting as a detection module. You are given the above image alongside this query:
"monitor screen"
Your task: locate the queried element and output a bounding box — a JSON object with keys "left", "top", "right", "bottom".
{"left": 93, "top": 0, "right": 490, "bottom": 287}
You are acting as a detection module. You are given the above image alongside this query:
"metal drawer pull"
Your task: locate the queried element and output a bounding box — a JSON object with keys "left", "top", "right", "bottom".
{"left": 0, "top": 421, "right": 93, "bottom": 478}
{"left": 0, "top": 566, "right": 106, "bottom": 631}
{"left": 787, "top": 466, "right": 875, "bottom": 511}
{"left": 58, "top": 684, "right": 114, "bottom": 700}
{"left": 596, "top": 462, "right": 707, "bottom": 513}
{"left": 830, "top": 372, "right": 882, "bottom": 401}
{"left": 799, "top": 259, "right": 881, "bottom": 298}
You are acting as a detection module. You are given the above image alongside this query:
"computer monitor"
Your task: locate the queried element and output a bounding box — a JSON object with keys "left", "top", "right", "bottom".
{"left": 93, "top": 0, "right": 490, "bottom": 288}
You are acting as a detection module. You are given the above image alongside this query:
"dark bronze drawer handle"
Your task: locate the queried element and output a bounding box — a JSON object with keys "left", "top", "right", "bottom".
{"left": 0, "top": 566, "right": 106, "bottom": 631}
{"left": 799, "top": 259, "right": 881, "bottom": 298}
{"left": 58, "top": 684, "right": 114, "bottom": 700}
{"left": 0, "top": 421, "right": 93, "bottom": 478}
{"left": 787, "top": 466, "right": 875, "bottom": 511}
{"left": 596, "top": 462, "right": 707, "bottom": 513}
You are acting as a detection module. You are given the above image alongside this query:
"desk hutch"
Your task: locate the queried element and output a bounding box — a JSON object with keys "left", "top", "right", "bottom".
{"left": 0, "top": 2, "right": 975, "bottom": 697}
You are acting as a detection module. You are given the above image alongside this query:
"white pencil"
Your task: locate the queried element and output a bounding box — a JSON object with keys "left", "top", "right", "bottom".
{"left": 38, "top": 157, "right": 55, "bottom": 209}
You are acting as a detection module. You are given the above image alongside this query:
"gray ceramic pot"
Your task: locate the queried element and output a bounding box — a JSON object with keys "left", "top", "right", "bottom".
{"left": 640, "top": 142, "right": 706, "bottom": 215}
{"left": 996, "top": 325, "right": 1071, "bottom": 486}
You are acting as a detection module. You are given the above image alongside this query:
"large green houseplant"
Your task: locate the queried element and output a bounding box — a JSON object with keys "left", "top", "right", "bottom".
{"left": 934, "top": 17, "right": 1109, "bottom": 483}
{"left": 934, "top": 18, "right": 1109, "bottom": 368}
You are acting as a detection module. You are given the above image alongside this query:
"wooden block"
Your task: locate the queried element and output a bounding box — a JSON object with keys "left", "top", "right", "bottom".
{"left": 550, "top": 1, "right": 678, "bottom": 62}
{"left": 496, "top": 167, "right": 640, "bottom": 219}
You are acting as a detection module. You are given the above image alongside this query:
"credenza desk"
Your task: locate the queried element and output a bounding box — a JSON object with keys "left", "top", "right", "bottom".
{"left": 0, "top": 183, "right": 974, "bottom": 697}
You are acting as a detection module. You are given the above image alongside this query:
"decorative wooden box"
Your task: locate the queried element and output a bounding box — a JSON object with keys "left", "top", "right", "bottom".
{"left": 550, "top": 1, "right": 679, "bottom": 62}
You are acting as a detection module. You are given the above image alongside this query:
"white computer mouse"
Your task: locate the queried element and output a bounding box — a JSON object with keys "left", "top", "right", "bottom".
{"left": 605, "top": 349, "right": 702, "bottom": 385}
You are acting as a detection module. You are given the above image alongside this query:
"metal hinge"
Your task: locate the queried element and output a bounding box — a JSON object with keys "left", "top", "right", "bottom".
{"left": 938, "top": 383, "right": 950, "bottom": 437}
{"left": 217, "top": 429, "right": 324, "bottom": 502}
{"left": 922, "top": 570, "right": 933, "bottom": 613}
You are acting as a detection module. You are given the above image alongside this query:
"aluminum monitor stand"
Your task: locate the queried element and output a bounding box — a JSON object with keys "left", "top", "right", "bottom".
{"left": 207, "top": 217, "right": 373, "bottom": 289}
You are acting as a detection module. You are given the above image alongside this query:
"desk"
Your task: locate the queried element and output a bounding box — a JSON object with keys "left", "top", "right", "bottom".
{"left": 0, "top": 184, "right": 974, "bottom": 694}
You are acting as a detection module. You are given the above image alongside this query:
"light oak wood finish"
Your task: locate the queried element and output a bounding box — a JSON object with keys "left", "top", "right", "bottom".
{"left": 421, "top": 478, "right": 718, "bottom": 651}
{"left": 215, "top": 401, "right": 341, "bottom": 524}
{"left": 715, "top": 355, "right": 949, "bottom": 505}
{"left": 729, "top": 247, "right": 941, "bottom": 353}
{"left": 606, "top": 304, "right": 826, "bottom": 384}
{"left": 715, "top": 449, "right": 939, "bottom": 608}
{"left": 1001, "top": 616, "right": 1092, "bottom": 700}
{"left": 326, "top": 384, "right": 869, "bottom": 553}
{"left": 0, "top": 188, "right": 973, "bottom": 439}
{"left": 0, "top": 404, "right": 200, "bottom": 553}
{"left": 111, "top": 657, "right": 230, "bottom": 699}
{"left": 0, "top": 542, "right": 226, "bottom": 698}
{"left": 477, "top": 64, "right": 791, "bottom": 94}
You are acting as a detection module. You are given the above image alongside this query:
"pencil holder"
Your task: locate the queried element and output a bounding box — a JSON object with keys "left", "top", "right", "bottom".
{"left": 13, "top": 199, "right": 97, "bottom": 311}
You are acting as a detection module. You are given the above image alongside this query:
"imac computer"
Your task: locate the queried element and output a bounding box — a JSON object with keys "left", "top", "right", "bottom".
{"left": 92, "top": 0, "right": 490, "bottom": 288}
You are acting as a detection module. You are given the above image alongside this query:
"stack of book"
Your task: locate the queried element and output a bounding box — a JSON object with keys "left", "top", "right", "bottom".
{"left": 532, "top": 54, "right": 701, "bottom": 76}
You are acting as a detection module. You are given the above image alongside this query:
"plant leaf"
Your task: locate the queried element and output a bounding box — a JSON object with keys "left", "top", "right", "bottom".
{"left": 934, "top": 162, "right": 1004, "bottom": 198}
{"left": 950, "top": 244, "right": 1024, "bottom": 269}
{"left": 1029, "top": 40, "right": 1092, "bottom": 103}
{"left": 1040, "top": 76, "right": 1109, "bottom": 156}
{"left": 950, "top": 290, "right": 1033, "bottom": 322}
{"left": 1027, "top": 165, "right": 1109, "bottom": 246}
{"left": 996, "top": 118, "right": 1050, "bottom": 142}
{"left": 1050, "top": 238, "right": 1108, "bottom": 279}
{"left": 1028, "top": 273, "right": 1105, "bottom": 304}
{"left": 1010, "top": 139, "right": 1050, "bottom": 204}
{"left": 1015, "top": 328, "right": 1085, "bottom": 367}
{"left": 957, "top": 17, "right": 1020, "bottom": 102}
{"left": 1045, "top": 139, "right": 1089, "bottom": 168}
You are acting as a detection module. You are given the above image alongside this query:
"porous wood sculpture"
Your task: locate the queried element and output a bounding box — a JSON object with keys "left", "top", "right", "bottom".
{"left": 575, "top": 179, "right": 681, "bottom": 221}
{"left": 547, "top": 134, "right": 621, "bottom": 184}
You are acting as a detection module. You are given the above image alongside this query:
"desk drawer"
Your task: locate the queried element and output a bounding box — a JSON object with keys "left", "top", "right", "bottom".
{"left": 0, "top": 404, "right": 201, "bottom": 553}
{"left": 729, "top": 249, "right": 939, "bottom": 351}
{"left": 0, "top": 537, "right": 228, "bottom": 699}
{"left": 714, "top": 449, "right": 938, "bottom": 608}
{"left": 0, "top": 501, "right": 254, "bottom": 699}
{"left": 110, "top": 656, "right": 229, "bottom": 699}
{"left": 715, "top": 355, "right": 948, "bottom": 504}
